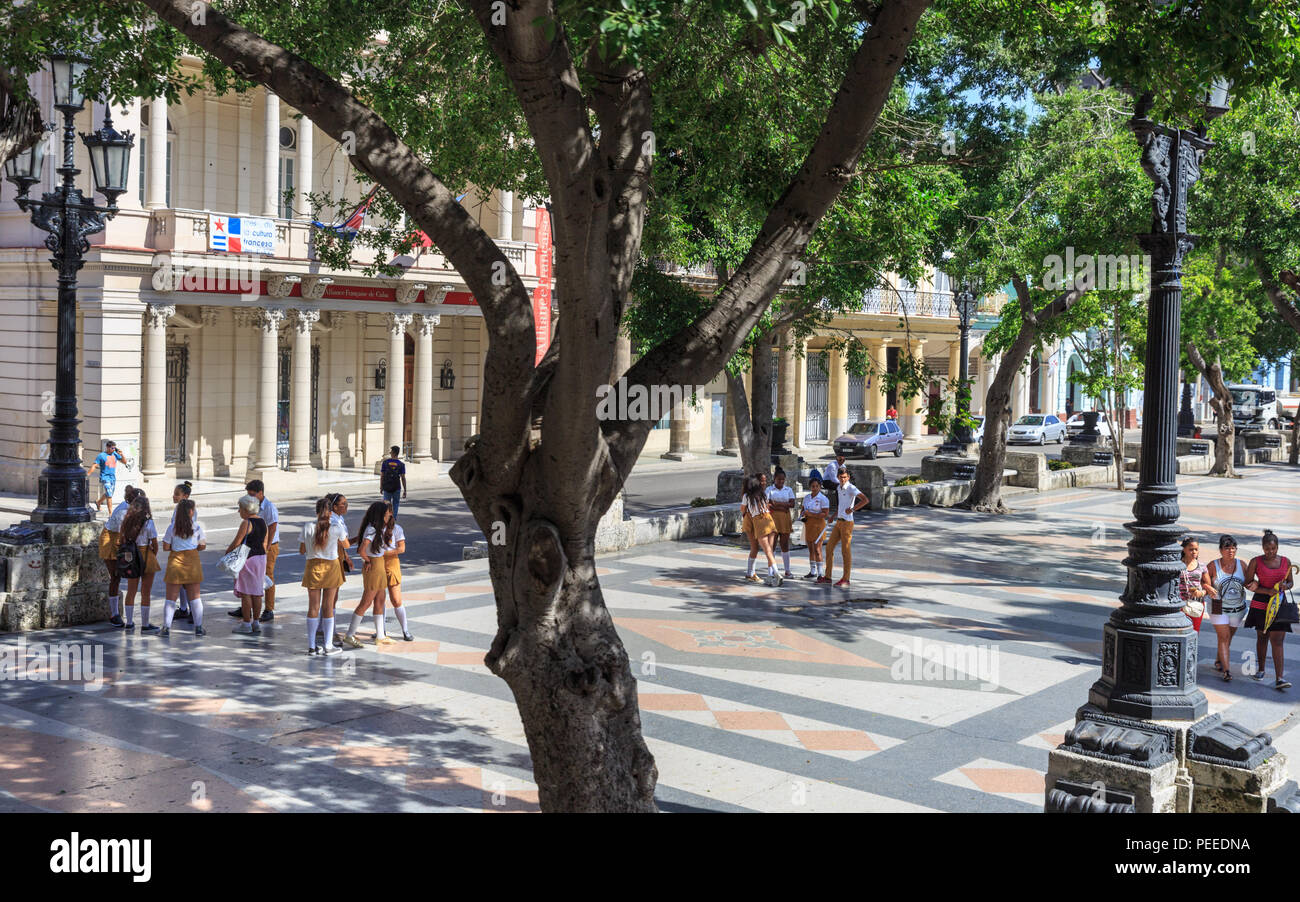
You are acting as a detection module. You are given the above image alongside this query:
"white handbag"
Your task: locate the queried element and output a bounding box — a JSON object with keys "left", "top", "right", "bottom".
{"left": 218, "top": 543, "right": 249, "bottom": 576}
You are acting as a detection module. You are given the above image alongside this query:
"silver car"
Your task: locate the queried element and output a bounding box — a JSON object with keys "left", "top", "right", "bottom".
{"left": 1006, "top": 414, "right": 1067, "bottom": 445}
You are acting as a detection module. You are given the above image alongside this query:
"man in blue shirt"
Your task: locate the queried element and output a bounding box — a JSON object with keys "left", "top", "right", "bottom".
{"left": 87, "top": 441, "right": 125, "bottom": 512}
{"left": 379, "top": 446, "right": 407, "bottom": 517}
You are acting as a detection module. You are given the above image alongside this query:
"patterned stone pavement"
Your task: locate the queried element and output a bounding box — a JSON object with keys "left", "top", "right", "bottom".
{"left": 3, "top": 464, "right": 1300, "bottom": 812}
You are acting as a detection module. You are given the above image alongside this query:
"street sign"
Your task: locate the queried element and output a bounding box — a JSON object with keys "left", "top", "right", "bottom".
{"left": 209, "top": 214, "right": 275, "bottom": 255}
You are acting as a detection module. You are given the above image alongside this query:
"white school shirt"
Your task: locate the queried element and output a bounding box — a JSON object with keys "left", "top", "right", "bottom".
{"left": 105, "top": 501, "right": 130, "bottom": 532}
{"left": 802, "top": 492, "right": 830, "bottom": 517}
{"left": 129, "top": 519, "right": 158, "bottom": 546}
{"left": 260, "top": 498, "right": 280, "bottom": 542}
{"left": 302, "top": 522, "right": 348, "bottom": 560}
{"left": 163, "top": 521, "right": 205, "bottom": 551}
{"left": 766, "top": 485, "right": 795, "bottom": 510}
{"left": 835, "top": 483, "right": 863, "bottom": 520}
{"left": 386, "top": 524, "right": 405, "bottom": 553}
{"left": 361, "top": 525, "right": 393, "bottom": 555}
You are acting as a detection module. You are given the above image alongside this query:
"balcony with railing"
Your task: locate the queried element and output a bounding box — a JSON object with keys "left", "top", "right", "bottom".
{"left": 861, "top": 288, "right": 1004, "bottom": 319}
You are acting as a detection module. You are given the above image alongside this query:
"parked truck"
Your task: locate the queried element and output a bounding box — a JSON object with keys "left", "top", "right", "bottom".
{"left": 1229, "top": 384, "right": 1282, "bottom": 431}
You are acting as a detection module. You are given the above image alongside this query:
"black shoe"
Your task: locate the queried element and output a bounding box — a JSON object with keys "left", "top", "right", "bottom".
{"left": 194, "top": 626, "right": 206, "bottom": 637}
{"left": 260, "top": 610, "right": 274, "bottom": 623}
{"left": 1278, "top": 678, "right": 1292, "bottom": 690}
{"left": 141, "top": 624, "right": 159, "bottom": 633}
{"left": 159, "top": 627, "right": 170, "bottom": 638}
{"left": 109, "top": 615, "right": 124, "bottom": 628}
{"left": 1253, "top": 669, "right": 1267, "bottom": 681}
{"left": 402, "top": 631, "right": 414, "bottom": 641}
{"left": 227, "top": 608, "right": 243, "bottom": 618}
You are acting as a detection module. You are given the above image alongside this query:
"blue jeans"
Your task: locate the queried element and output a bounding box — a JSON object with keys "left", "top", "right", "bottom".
{"left": 383, "top": 490, "right": 401, "bottom": 518}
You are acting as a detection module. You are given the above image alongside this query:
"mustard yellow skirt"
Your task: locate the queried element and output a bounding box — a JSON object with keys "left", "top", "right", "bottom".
{"left": 385, "top": 555, "right": 402, "bottom": 587}
{"left": 750, "top": 512, "right": 776, "bottom": 539}
{"left": 771, "top": 509, "right": 793, "bottom": 535}
{"left": 362, "top": 556, "right": 389, "bottom": 592}
{"left": 742, "top": 511, "right": 753, "bottom": 537}
{"left": 144, "top": 546, "right": 162, "bottom": 575}
{"left": 303, "top": 558, "right": 344, "bottom": 589}
{"left": 98, "top": 529, "right": 119, "bottom": 561}
{"left": 164, "top": 548, "right": 201, "bottom": 584}
{"left": 803, "top": 515, "right": 827, "bottom": 545}
{"left": 265, "top": 542, "right": 279, "bottom": 580}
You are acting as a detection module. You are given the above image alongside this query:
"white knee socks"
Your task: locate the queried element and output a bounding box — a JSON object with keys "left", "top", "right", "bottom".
{"left": 347, "top": 612, "right": 363, "bottom": 638}
{"left": 163, "top": 599, "right": 175, "bottom": 629}
{"left": 746, "top": 557, "right": 756, "bottom": 577}
{"left": 109, "top": 596, "right": 119, "bottom": 617}
{"left": 393, "top": 606, "right": 408, "bottom": 633}
{"left": 782, "top": 551, "right": 791, "bottom": 572}
{"left": 190, "top": 596, "right": 203, "bottom": 628}
{"left": 373, "top": 613, "right": 385, "bottom": 639}
{"left": 306, "top": 616, "right": 319, "bottom": 649}
{"left": 140, "top": 605, "right": 150, "bottom": 627}
{"left": 321, "top": 616, "right": 335, "bottom": 646}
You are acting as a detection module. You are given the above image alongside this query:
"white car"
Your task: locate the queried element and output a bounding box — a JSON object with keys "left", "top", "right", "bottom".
{"left": 1066, "top": 412, "right": 1113, "bottom": 439}
{"left": 1007, "top": 414, "right": 1067, "bottom": 445}
{"left": 971, "top": 415, "right": 985, "bottom": 446}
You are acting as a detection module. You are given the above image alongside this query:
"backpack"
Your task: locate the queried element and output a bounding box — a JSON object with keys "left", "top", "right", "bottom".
{"left": 380, "top": 460, "right": 402, "bottom": 493}
{"left": 116, "top": 538, "right": 143, "bottom": 579}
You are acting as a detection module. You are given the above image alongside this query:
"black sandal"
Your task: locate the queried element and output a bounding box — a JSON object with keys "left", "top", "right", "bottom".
{"left": 1222, "top": 669, "right": 1232, "bottom": 682}
{"left": 1214, "top": 660, "right": 1223, "bottom": 671}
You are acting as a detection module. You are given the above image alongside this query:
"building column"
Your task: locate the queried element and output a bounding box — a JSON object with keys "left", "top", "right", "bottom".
{"left": 289, "top": 309, "right": 318, "bottom": 470}
{"left": 828, "top": 348, "right": 849, "bottom": 439}
{"left": 1011, "top": 369, "right": 1028, "bottom": 420}
{"left": 903, "top": 339, "right": 927, "bottom": 441}
{"left": 661, "top": 397, "right": 694, "bottom": 461}
{"left": 295, "top": 114, "right": 313, "bottom": 220}
{"left": 255, "top": 308, "right": 285, "bottom": 471}
{"left": 498, "top": 190, "right": 514, "bottom": 241}
{"left": 413, "top": 313, "right": 438, "bottom": 461}
{"left": 868, "top": 338, "right": 889, "bottom": 420}
{"left": 141, "top": 304, "right": 174, "bottom": 477}
{"left": 146, "top": 96, "right": 167, "bottom": 210}
{"left": 237, "top": 94, "right": 254, "bottom": 214}
{"left": 203, "top": 90, "right": 219, "bottom": 211}
{"left": 386, "top": 313, "right": 412, "bottom": 454}
{"left": 777, "top": 329, "right": 797, "bottom": 423}
{"left": 263, "top": 91, "right": 280, "bottom": 217}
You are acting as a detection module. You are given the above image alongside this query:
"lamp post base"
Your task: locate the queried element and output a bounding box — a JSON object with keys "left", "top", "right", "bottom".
{"left": 30, "top": 467, "right": 94, "bottom": 525}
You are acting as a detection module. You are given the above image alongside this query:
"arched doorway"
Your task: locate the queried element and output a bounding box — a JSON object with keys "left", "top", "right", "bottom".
{"left": 1066, "top": 353, "right": 1084, "bottom": 415}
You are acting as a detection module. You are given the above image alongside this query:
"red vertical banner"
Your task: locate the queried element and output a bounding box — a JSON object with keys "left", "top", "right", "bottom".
{"left": 532, "top": 207, "right": 554, "bottom": 366}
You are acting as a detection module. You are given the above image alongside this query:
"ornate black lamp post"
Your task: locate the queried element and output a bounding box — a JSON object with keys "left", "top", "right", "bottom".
{"left": 1087, "top": 85, "right": 1230, "bottom": 721}
{"left": 4, "top": 54, "right": 134, "bottom": 524}
{"left": 938, "top": 285, "right": 978, "bottom": 455}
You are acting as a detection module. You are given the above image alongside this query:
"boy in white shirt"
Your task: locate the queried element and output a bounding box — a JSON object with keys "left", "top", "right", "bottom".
{"left": 821, "top": 467, "right": 868, "bottom": 587}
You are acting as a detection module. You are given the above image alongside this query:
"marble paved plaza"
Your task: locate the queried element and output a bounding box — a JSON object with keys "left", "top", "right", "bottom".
{"left": 4, "top": 465, "right": 1300, "bottom": 812}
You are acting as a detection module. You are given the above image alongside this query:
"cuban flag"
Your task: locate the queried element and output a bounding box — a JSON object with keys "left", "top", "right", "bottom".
{"left": 211, "top": 217, "right": 242, "bottom": 252}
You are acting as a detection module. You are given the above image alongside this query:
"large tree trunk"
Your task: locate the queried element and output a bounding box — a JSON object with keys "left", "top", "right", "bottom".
{"left": 733, "top": 342, "right": 776, "bottom": 476}
{"left": 457, "top": 498, "right": 658, "bottom": 811}
{"left": 966, "top": 333, "right": 1032, "bottom": 512}
{"left": 1187, "top": 340, "right": 1235, "bottom": 477}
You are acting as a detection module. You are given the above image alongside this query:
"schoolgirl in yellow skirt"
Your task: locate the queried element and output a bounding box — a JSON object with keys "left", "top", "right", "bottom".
{"left": 384, "top": 522, "right": 413, "bottom": 641}
{"left": 161, "top": 499, "right": 206, "bottom": 637}
{"left": 340, "top": 501, "right": 398, "bottom": 648}
{"left": 116, "top": 497, "right": 161, "bottom": 632}
{"left": 766, "top": 468, "right": 796, "bottom": 578}
{"left": 740, "top": 474, "right": 782, "bottom": 585}
{"left": 100, "top": 486, "right": 139, "bottom": 627}
{"left": 300, "top": 496, "right": 349, "bottom": 656}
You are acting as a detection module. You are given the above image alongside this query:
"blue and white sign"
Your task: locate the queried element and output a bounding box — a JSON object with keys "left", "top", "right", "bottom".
{"left": 209, "top": 215, "right": 275, "bottom": 255}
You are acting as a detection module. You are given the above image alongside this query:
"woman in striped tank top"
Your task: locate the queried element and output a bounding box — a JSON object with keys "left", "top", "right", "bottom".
{"left": 1244, "top": 530, "right": 1294, "bottom": 690}
{"left": 1205, "top": 535, "right": 1247, "bottom": 681}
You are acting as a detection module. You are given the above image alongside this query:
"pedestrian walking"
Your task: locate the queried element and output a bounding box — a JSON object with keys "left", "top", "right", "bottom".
{"left": 741, "top": 474, "right": 782, "bottom": 586}
{"left": 821, "top": 467, "right": 867, "bottom": 587}
{"left": 161, "top": 499, "right": 206, "bottom": 637}
{"left": 886, "top": 405, "right": 898, "bottom": 421}
{"left": 225, "top": 495, "right": 267, "bottom": 636}
{"left": 385, "top": 519, "right": 413, "bottom": 641}
{"left": 766, "top": 468, "right": 796, "bottom": 578}
{"left": 117, "top": 496, "right": 161, "bottom": 631}
{"left": 227, "top": 479, "right": 280, "bottom": 622}
{"left": 379, "top": 446, "right": 407, "bottom": 518}
{"left": 800, "top": 476, "right": 830, "bottom": 580}
{"left": 1178, "top": 536, "right": 1208, "bottom": 631}
{"left": 341, "top": 501, "right": 397, "bottom": 647}
{"left": 169, "top": 481, "right": 193, "bottom": 622}
{"left": 1206, "top": 534, "right": 1248, "bottom": 681}
{"left": 300, "top": 496, "right": 347, "bottom": 656}
{"left": 99, "top": 485, "right": 139, "bottom": 627}
{"left": 821, "top": 453, "right": 846, "bottom": 512}
{"left": 1244, "top": 530, "right": 1296, "bottom": 690}
{"left": 87, "top": 440, "right": 126, "bottom": 512}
